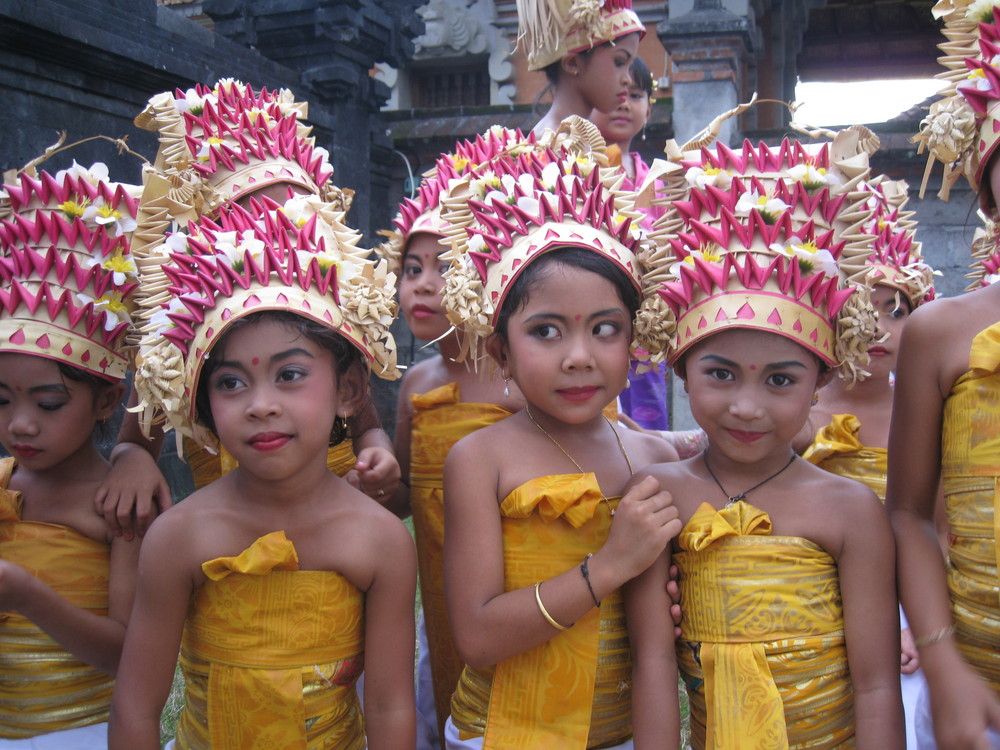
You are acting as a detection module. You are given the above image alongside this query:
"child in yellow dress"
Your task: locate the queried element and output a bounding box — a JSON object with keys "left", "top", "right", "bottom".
{"left": 891, "top": 5, "right": 1000, "bottom": 747}
{"left": 0, "top": 159, "right": 143, "bottom": 748}
{"left": 98, "top": 80, "right": 398, "bottom": 534}
{"left": 108, "top": 195, "right": 415, "bottom": 748}
{"left": 630, "top": 126, "right": 904, "bottom": 748}
{"left": 379, "top": 129, "right": 528, "bottom": 747}
{"left": 438, "top": 118, "right": 680, "bottom": 749}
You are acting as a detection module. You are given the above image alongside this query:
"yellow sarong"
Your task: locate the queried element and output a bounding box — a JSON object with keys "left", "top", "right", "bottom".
{"left": 675, "top": 501, "right": 854, "bottom": 750}
{"left": 0, "top": 457, "right": 113, "bottom": 738}
{"left": 449, "top": 474, "right": 631, "bottom": 750}
{"left": 803, "top": 414, "right": 887, "bottom": 502}
{"left": 185, "top": 437, "right": 357, "bottom": 490}
{"left": 409, "top": 382, "right": 511, "bottom": 738}
{"left": 941, "top": 322, "right": 1000, "bottom": 691}
{"left": 174, "top": 531, "right": 366, "bottom": 750}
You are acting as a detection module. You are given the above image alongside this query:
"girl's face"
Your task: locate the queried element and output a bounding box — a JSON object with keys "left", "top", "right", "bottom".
{"left": 867, "top": 283, "right": 911, "bottom": 378}
{"left": 207, "top": 318, "right": 362, "bottom": 481}
{"left": 567, "top": 33, "right": 640, "bottom": 115}
{"left": 682, "top": 329, "right": 827, "bottom": 464}
{"left": 399, "top": 233, "right": 451, "bottom": 341}
{"left": 491, "top": 262, "right": 631, "bottom": 425}
{"left": 0, "top": 353, "right": 118, "bottom": 472}
{"left": 590, "top": 83, "right": 650, "bottom": 147}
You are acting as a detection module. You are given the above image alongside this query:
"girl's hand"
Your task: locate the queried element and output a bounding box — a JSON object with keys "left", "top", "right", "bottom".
{"left": 667, "top": 563, "right": 682, "bottom": 639}
{"left": 927, "top": 660, "right": 1000, "bottom": 750}
{"left": 601, "top": 476, "right": 681, "bottom": 581}
{"left": 900, "top": 628, "right": 919, "bottom": 675}
{"left": 346, "top": 446, "right": 401, "bottom": 502}
{"left": 95, "top": 444, "right": 172, "bottom": 540}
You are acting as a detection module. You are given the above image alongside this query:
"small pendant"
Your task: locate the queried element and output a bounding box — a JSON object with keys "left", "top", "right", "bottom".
{"left": 726, "top": 493, "right": 746, "bottom": 507}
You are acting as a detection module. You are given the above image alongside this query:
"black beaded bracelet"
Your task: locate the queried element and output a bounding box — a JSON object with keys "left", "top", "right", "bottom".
{"left": 580, "top": 553, "right": 601, "bottom": 608}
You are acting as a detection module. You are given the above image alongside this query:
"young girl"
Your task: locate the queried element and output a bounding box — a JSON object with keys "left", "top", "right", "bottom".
{"left": 108, "top": 204, "right": 416, "bottom": 748}
{"left": 892, "top": 6, "right": 1000, "bottom": 747}
{"left": 518, "top": 0, "right": 644, "bottom": 135}
{"left": 630, "top": 129, "right": 904, "bottom": 748}
{"left": 437, "top": 129, "right": 681, "bottom": 748}
{"left": 379, "top": 129, "right": 528, "bottom": 747}
{"left": 0, "top": 160, "right": 142, "bottom": 747}
{"left": 800, "top": 175, "right": 937, "bottom": 748}
{"left": 97, "top": 80, "right": 399, "bottom": 534}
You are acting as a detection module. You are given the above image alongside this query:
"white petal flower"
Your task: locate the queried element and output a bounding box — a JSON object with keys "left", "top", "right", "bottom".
{"left": 56, "top": 161, "right": 110, "bottom": 186}
{"left": 174, "top": 88, "right": 218, "bottom": 116}
{"left": 164, "top": 231, "right": 191, "bottom": 254}
{"left": 466, "top": 234, "right": 487, "bottom": 253}
{"left": 685, "top": 165, "right": 731, "bottom": 189}
{"left": 540, "top": 162, "right": 561, "bottom": 191}
{"left": 516, "top": 195, "right": 541, "bottom": 215}
{"left": 82, "top": 197, "right": 137, "bottom": 237}
{"left": 787, "top": 163, "right": 840, "bottom": 190}
{"left": 771, "top": 240, "right": 840, "bottom": 278}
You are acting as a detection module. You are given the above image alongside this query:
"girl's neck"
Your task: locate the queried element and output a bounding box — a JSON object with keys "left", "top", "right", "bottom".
{"left": 14, "top": 441, "right": 108, "bottom": 489}
{"left": 533, "top": 89, "right": 592, "bottom": 135}
{"left": 702, "top": 443, "right": 796, "bottom": 488}
{"left": 230, "top": 456, "right": 335, "bottom": 510}
{"left": 823, "top": 370, "right": 893, "bottom": 407}
{"left": 612, "top": 142, "right": 635, "bottom": 180}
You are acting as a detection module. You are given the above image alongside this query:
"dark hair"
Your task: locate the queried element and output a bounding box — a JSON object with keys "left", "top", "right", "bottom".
{"left": 56, "top": 361, "right": 119, "bottom": 442}
{"left": 493, "top": 247, "right": 641, "bottom": 343}
{"left": 630, "top": 56, "right": 653, "bottom": 98}
{"left": 194, "top": 310, "right": 363, "bottom": 445}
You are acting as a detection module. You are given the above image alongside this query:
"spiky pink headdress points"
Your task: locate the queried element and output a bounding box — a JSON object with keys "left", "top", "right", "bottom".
{"left": 376, "top": 126, "right": 535, "bottom": 275}
{"left": 438, "top": 116, "right": 670, "bottom": 364}
{"left": 132, "top": 201, "right": 399, "bottom": 445}
{"left": 913, "top": 2, "right": 1000, "bottom": 198}
{"left": 133, "top": 79, "right": 337, "bottom": 224}
{"left": 860, "top": 176, "right": 937, "bottom": 306}
{"left": 647, "top": 128, "right": 882, "bottom": 380}
{"left": 517, "top": 0, "right": 645, "bottom": 71}
{"left": 0, "top": 162, "right": 140, "bottom": 380}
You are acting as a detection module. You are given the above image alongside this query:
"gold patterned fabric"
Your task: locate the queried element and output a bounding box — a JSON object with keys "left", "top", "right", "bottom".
{"left": 174, "top": 531, "right": 366, "bottom": 750}
{"left": 449, "top": 474, "right": 631, "bottom": 749}
{"left": 185, "top": 436, "right": 357, "bottom": 491}
{"left": 941, "top": 322, "right": 1000, "bottom": 692}
{"left": 675, "top": 501, "right": 854, "bottom": 750}
{"left": 803, "top": 414, "right": 887, "bottom": 502}
{"left": 0, "top": 458, "right": 114, "bottom": 738}
{"left": 409, "top": 382, "right": 511, "bottom": 738}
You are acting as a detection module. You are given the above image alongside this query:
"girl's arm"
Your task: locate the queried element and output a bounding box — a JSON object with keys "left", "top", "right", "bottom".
{"left": 347, "top": 394, "right": 402, "bottom": 502}
{"left": 887, "top": 308, "right": 1000, "bottom": 748}
{"left": 838, "top": 488, "right": 905, "bottom": 749}
{"left": 362, "top": 516, "right": 418, "bottom": 750}
{"left": 384, "top": 373, "right": 417, "bottom": 518}
{"left": 108, "top": 516, "right": 193, "bottom": 750}
{"left": 0, "top": 532, "right": 141, "bottom": 676}
{"left": 625, "top": 546, "right": 680, "bottom": 750}
{"left": 444, "top": 436, "right": 681, "bottom": 668}
{"left": 94, "top": 388, "right": 170, "bottom": 539}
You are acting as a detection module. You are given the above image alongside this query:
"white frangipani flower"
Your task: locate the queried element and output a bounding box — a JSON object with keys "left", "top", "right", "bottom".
{"left": 770, "top": 240, "right": 840, "bottom": 278}
{"left": 82, "top": 197, "right": 137, "bottom": 237}
{"left": 734, "top": 190, "right": 789, "bottom": 223}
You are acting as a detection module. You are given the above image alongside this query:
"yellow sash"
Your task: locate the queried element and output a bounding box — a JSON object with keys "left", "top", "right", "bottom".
{"left": 185, "top": 437, "right": 357, "bottom": 491}
{"left": 0, "top": 457, "right": 114, "bottom": 738}
{"left": 450, "top": 474, "right": 631, "bottom": 749}
{"left": 941, "top": 321, "right": 1000, "bottom": 690}
{"left": 409, "top": 382, "right": 511, "bottom": 737}
{"left": 803, "top": 414, "right": 887, "bottom": 502}
{"left": 174, "top": 531, "right": 365, "bottom": 750}
{"left": 675, "top": 501, "right": 853, "bottom": 750}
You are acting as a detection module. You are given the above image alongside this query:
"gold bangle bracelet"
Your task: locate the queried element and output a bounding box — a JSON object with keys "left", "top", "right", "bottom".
{"left": 534, "top": 582, "right": 571, "bottom": 631}
{"left": 914, "top": 624, "right": 955, "bottom": 648}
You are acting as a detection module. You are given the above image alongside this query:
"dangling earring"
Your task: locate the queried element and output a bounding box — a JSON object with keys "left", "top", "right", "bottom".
{"left": 811, "top": 392, "right": 819, "bottom": 406}
{"left": 641, "top": 127, "right": 647, "bottom": 141}
{"left": 504, "top": 377, "right": 511, "bottom": 397}
{"left": 625, "top": 377, "right": 631, "bottom": 390}
{"left": 682, "top": 380, "right": 689, "bottom": 394}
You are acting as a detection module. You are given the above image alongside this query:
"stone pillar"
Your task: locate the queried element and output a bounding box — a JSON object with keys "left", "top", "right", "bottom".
{"left": 658, "top": 0, "right": 760, "bottom": 147}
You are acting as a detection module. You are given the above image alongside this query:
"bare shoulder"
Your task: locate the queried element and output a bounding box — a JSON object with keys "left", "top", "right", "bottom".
{"left": 630, "top": 453, "right": 698, "bottom": 489}
{"left": 617, "top": 424, "right": 678, "bottom": 466}
{"left": 792, "top": 461, "right": 888, "bottom": 554}
{"left": 448, "top": 413, "right": 517, "bottom": 462}
{"left": 399, "top": 355, "right": 449, "bottom": 401}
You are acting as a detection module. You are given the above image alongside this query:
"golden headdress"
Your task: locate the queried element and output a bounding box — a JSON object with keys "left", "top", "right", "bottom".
{"left": 516, "top": 0, "right": 645, "bottom": 71}
{"left": 648, "top": 127, "right": 882, "bottom": 381}
{"left": 913, "top": 1, "right": 1000, "bottom": 198}
{"left": 132, "top": 198, "right": 399, "bottom": 446}
{"left": 0, "top": 161, "right": 140, "bottom": 381}
{"left": 438, "top": 116, "right": 670, "bottom": 365}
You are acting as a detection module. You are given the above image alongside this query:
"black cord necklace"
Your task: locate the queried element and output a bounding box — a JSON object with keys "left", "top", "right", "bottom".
{"left": 702, "top": 450, "right": 798, "bottom": 507}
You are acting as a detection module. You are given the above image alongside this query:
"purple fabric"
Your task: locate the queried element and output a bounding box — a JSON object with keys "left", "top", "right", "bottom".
{"left": 620, "top": 361, "right": 669, "bottom": 430}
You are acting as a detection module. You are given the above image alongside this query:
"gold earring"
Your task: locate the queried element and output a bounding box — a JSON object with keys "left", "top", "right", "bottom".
{"left": 811, "top": 392, "right": 819, "bottom": 406}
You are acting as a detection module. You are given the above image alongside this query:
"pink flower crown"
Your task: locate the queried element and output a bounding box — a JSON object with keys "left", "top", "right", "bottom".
{"left": 517, "top": 0, "right": 645, "bottom": 71}
{"left": 438, "top": 117, "right": 671, "bottom": 364}
{"left": 132, "top": 201, "right": 398, "bottom": 445}
{"left": 914, "top": 3, "right": 1000, "bottom": 198}
{"left": 0, "top": 162, "right": 140, "bottom": 380}
{"left": 376, "top": 126, "right": 534, "bottom": 275}
{"left": 134, "top": 79, "right": 335, "bottom": 224}
{"left": 648, "top": 130, "right": 881, "bottom": 380}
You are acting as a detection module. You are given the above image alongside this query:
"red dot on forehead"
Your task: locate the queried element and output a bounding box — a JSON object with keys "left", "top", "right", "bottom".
{"left": 749, "top": 364, "right": 757, "bottom": 370}
{"left": 574, "top": 314, "right": 582, "bottom": 321}
{"left": 251, "top": 357, "right": 260, "bottom": 366}
{"left": 14, "top": 386, "right": 22, "bottom": 392}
